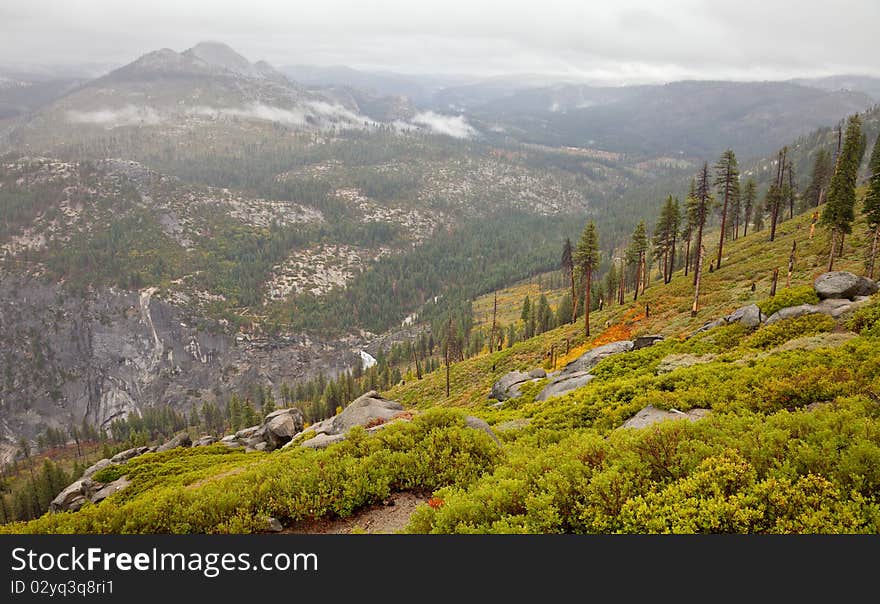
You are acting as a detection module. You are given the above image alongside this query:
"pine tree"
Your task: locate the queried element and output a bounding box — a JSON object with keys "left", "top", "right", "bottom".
{"left": 535, "top": 294, "right": 553, "bottom": 334}
{"left": 561, "top": 237, "right": 577, "bottom": 323}
{"left": 767, "top": 147, "right": 788, "bottom": 242}
{"left": 805, "top": 148, "right": 834, "bottom": 209}
{"left": 682, "top": 178, "right": 699, "bottom": 276}
{"left": 822, "top": 114, "right": 865, "bottom": 270}
{"left": 691, "top": 163, "right": 712, "bottom": 286}
{"left": 627, "top": 221, "right": 648, "bottom": 300}
{"left": 506, "top": 323, "right": 517, "bottom": 348}
{"left": 741, "top": 179, "right": 757, "bottom": 237}
{"left": 555, "top": 294, "right": 573, "bottom": 326}
{"left": 713, "top": 149, "right": 740, "bottom": 268}
{"left": 520, "top": 295, "right": 534, "bottom": 338}
{"left": 574, "top": 222, "right": 600, "bottom": 337}
{"left": 864, "top": 132, "right": 880, "bottom": 279}
{"left": 262, "top": 389, "right": 277, "bottom": 418}
{"left": 652, "top": 195, "right": 681, "bottom": 284}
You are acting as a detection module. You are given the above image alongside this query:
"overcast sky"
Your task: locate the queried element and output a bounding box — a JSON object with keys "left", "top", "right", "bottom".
{"left": 1, "top": 0, "right": 879, "bottom": 83}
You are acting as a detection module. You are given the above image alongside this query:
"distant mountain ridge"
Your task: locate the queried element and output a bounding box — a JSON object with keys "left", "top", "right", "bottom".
{"left": 791, "top": 74, "right": 880, "bottom": 101}
{"left": 103, "top": 41, "right": 289, "bottom": 84}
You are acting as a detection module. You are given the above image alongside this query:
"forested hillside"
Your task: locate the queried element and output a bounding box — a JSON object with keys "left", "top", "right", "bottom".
{"left": 4, "top": 148, "right": 880, "bottom": 531}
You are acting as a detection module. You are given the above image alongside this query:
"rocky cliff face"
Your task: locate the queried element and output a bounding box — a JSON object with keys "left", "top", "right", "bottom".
{"left": 0, "top": 273, "right": 360, "bottom": 464}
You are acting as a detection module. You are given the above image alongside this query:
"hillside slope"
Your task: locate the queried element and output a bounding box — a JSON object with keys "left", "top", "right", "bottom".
{"left": 5, "top": 200, "right": 880, "bottom": 534}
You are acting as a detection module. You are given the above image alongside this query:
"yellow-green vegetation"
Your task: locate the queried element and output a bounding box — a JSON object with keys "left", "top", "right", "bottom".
{"left": 847, "top": 296, "right": 880, "bottom": 337}
{"left": 757, "top": 285, "right": 820, "bottom": 317}
{"left": 472, "top": 274, "right": 568, "bottom": 330}
{"left": 2, "top": 412, "right": 500, "bottom": 534}
{"left": 6, "top": 197, "right": 880, "bottom": 534}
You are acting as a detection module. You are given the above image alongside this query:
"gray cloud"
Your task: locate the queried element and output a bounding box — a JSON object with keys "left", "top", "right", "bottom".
{"left": 66, "top": 105, "right": 161, "bottom": 126}
{"left": 1, "top": 0, "right": 878, "bottom": 83}
{"left": 410, "top": 112, "right": 476, "bottom": 139}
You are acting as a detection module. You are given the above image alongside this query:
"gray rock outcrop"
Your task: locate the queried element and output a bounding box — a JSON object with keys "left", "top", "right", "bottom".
{"left": 534, "top": 340, "right": 633, "bottom": 402}
{"left": 263, "top": 408, "right": 305, "bottom": 449}
{"left": 633, "top": 335, "right": 664, "bottom": 350}
{"left": 620, "top": 405, "right": 711, "bottom": 429}
{"left": 50, "top": 479, "right": 92, "bottom": 513}
{"left": 535, "top": 371, "right": 595, "bottom": 401}
{"left": 50, "top": 474, "right": 133, "bottom": 513}
{"left": 691, "top": 318, "right": 728, "bottom": 336}
{"left": 560, "top": 341, "right": 634, "bottom": 375}
{"left": 156, "top": 432, "right": 192, "bottom": 452}
{"left": 490, "top": 371, "right": 534, "bottom": 401}
{"left": 219, "top": 407, "right": 306, "bottom": 451}
{"left": 0, "top": 274, "right": 365, "bottom": 466}
{"left": 82, "top": 458, "right": 113, "bottom": 479}
{"left": 286, "top": 391, "right": 408, "bottom": 450}
{"left": 463, "top": 416, "right": 500, "bottom": 445}
{"left": 726, "top": 304, "right": 764, "bottom": 328}
{"left": 110, "top": 446, "right": 149, "bottom": 463}
{"left": 300, "top": 433, "right": 347, "bottom": 450}
{"left": 765, "top": 297, "right": 871, "bottom": 324}
{"left": 89, "top": 476, "right": 132, "bottom": 505}
{"left": 814, "top": 271, "right": 878, "bottom": 300}
{"left": 323, "top": 391, "right": 403, "bottom": 436}
{"left": 691, "top": 304, "right": 766, "bottom": 336}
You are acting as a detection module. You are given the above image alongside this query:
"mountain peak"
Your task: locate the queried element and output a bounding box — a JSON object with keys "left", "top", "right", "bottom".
{"left": 105, "top": 42, "right": 287, "bottom": 82}
{"left": 183, "top": 41, "right": 252, "bottom": 74}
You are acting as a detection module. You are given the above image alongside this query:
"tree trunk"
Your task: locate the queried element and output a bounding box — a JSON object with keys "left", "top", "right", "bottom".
{"left": 838, "top": 231, "right": 846, "bottom": 258}
{"left": 444, "top": 318, "right": 452, "bottom": 397}
{"left": 684, "top": 236, "right": 691, "bottom": 277}
{"left": 770, "top": 267, "right": 779, "bottom": 297}
{"left": 411, "top": 347, "right": 422, "bottom": 380}
{"left": 489, "top": 292, "right": 497, "bottom": 353}
{"left": 691, "top": 245, "right": 704, "bottom": 317}
{"left": 828, "top": 229, "right": 837, "bottom": 272}
{"left": 668, "top": 234, "right": 677, "bottom": 283}
{"left": 584, "top": 268, "right": 592, "bottom": 337}
{"left": 770, "top": 149, "right": 785, "bottom": 242}
{"left": 869, "top": 225, "right": 879, "bottom": 280}
{"left": 570, "top": 271, "right": 578, "bottom": 323}
{"left": 787, "top": 241, "right": 796, "bottom": 288}
{"left": 769, "top": 199, "right": 779, "bottom": 242}
{"left": 718, "top": 172, "right": 731, "bottom": 268}
{"left": 693, "top": 221, "right": 704, "bottom": 286}
{"left": 632, "top": 262, "right": 639, "bottom": 302}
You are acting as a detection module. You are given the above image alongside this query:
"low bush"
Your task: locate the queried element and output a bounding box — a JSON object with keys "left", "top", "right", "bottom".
{"left": 2, "top": 410, "right": 501, "bottom": 534}
{"left": 408, "top": 396, "right": 880, "bottom": 534}
{"left": 744, "top": 314, "right": 836, "bottom": 349}
{"left": 846, "top": 295, "right": 880, "bottom": 337}
{"left": 758, "top": 286, "right": 819, "bottom": 318}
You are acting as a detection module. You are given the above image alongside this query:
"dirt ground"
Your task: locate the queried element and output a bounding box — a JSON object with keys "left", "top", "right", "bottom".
{"left": 283, "top": 492, "right": 427, "bottom": 534}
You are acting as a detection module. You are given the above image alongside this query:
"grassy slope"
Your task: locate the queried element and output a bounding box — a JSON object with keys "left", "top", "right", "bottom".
{"left": 387, "top": 200, "right": 870, "bottom": 410}
{"left": 5, "top": 199, "right": 880, "bottom": 534}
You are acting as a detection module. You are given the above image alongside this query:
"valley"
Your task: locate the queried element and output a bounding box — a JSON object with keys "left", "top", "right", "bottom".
{"left": 1, "top": 38, "right": 879, "bottom": 534}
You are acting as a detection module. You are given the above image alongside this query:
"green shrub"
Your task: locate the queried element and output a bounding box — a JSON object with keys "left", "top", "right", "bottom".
{"left": 758, "top": 286, "right": 819, "bottom": 318}
{"left": 846, "top": 296, "right": 880, "bottom": 337}
{"left": 2, "top": 410, "right": 501, "bottom": 534}
{"left": 92, "top": 465, "right": 127, "bottom": 483}
{"left": 408, "top": 396, "right": 880, "bottom": 534}
{"left": 745, "top": 314, "right": 836, "bottom": 349}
